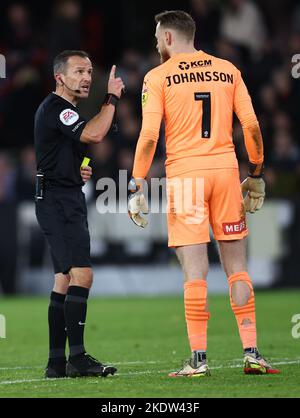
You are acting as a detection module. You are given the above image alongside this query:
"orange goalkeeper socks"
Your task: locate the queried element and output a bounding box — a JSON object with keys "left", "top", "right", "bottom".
{"left": 228, "top": 272, "right": 257, "bottom": 349}
{"left": 184, "top": 279, "right": 210, "bottom": 351}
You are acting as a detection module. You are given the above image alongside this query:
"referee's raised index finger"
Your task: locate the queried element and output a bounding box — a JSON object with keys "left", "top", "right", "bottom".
{"left": 109, "top": 65, "right": 116, "bottom": 79}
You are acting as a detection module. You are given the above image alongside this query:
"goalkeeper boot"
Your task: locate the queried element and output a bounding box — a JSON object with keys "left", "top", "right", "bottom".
{"left": 66, "top": 352, "right": 117, "bottom": 378}
{"left": 169, "top": 351, "right": 211, "bottom": 378}
{"left": 243, "top": 348, "right": 280, "bottom": 375}
{"left": 45, "top": 358, "right": 66, "bottom": 378}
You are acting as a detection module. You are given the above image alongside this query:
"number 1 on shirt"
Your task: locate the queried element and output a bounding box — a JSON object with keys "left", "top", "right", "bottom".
{"left": 194, "top": 92, "right": 211, "bottom": 139}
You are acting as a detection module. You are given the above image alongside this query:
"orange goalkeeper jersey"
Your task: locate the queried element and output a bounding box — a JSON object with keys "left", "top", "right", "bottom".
{"left": 136, "top": 50, "right": 263, "bottom": 178}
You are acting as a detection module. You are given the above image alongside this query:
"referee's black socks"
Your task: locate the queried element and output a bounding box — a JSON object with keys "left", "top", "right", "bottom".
{"left": 64, "top": 286, "right": 89, "bottom": 357}
{"left": 48, "top": 291, "right": 67, "bottom": 361}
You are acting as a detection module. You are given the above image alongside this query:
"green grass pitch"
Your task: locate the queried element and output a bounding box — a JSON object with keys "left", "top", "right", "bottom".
{"left": 0, "top": 290, "right": 299, "bottom": 398}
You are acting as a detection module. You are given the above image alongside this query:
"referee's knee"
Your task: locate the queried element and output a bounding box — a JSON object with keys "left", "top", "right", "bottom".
{"left": 69, "top": 267, "right": 93, "bottom": 289}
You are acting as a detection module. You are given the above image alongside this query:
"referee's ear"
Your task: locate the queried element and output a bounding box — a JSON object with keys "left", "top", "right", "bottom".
{"left": 54, "top": 74, "right": 63, "bottom": 87}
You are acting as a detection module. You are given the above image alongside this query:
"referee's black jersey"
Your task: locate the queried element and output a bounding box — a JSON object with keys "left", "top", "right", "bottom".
{"left": 34, "top": 93, "right": 87, "bottom": 187}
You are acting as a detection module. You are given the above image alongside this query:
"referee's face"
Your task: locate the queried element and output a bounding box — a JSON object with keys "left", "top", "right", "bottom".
{"left": 64, "top": 56, "right": 93, "bottom": 98}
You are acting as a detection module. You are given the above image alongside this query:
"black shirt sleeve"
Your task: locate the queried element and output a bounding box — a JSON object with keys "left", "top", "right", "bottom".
{"left": 45, "top": 99, "right": 87, "bottom": 141}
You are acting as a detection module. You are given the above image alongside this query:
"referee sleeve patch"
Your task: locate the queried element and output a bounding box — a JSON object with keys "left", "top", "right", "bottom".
{"left": 59, "top": 109, "right": 79, "bottom": 126}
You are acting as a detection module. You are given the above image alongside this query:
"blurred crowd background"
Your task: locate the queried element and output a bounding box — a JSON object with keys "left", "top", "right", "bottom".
{"left": 0, "top": 0, "right": 300, "bottom": 294}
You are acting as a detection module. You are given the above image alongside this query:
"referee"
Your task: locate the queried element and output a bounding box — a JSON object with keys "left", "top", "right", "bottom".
{"left": 34, "top": 50, "right": 124, "bottom": 378}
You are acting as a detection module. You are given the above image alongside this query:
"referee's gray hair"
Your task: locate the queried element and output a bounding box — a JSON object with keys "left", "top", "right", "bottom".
{"left": 53, "top": 50, "right": 90, "bottom": 75}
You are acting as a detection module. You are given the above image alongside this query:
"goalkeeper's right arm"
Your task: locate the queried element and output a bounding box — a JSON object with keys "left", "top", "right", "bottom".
{"left": 128, "top": 112, "right": 162, "bottom": 227}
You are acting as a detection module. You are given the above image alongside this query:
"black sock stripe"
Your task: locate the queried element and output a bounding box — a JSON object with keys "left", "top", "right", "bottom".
{"left": 67, "top": 286, "right": 89, "bottom": 298}
{"left": 49, "top": 300, "right": 64, "bottom": 309}
{"left": 51, "top": 291, "right": 66, "bottom": 303}
{"left": 49, "top": 348, "right": 66, "bottom": 359}
{"left": 65, "top": 295, "right": 87, "bottom": 304}
{"left": 69, "top": 345, "right": 85, "bottom": 356}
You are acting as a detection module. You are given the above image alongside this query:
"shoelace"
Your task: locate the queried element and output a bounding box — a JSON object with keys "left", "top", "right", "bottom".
{"left": 181, "top": 358, "right": 205, "bottom": 370}
{"left": 181, "top": 359, "right": 191, "bottom": 369}
{"left": 245, "top": 351, "right": 271, "bottom": 367}
{"left": 257, "top": 355, "right": 271, "bottom": 367}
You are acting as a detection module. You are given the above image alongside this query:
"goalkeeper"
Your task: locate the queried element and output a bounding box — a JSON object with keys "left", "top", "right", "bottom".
{"left": 128, "top": 10, "right": 280, "bottom": 377}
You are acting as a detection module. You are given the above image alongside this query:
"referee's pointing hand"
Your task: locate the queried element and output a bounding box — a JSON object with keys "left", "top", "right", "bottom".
{"left": 110, "top": 64, "right": 116, "bottom": 79}
{"left": 108, "top": 65, "right": 125, "bottom": 98}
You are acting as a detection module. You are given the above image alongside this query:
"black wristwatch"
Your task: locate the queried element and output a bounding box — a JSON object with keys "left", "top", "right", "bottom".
{"left": 102, "top": 93, "right": 119, "bottom": 107}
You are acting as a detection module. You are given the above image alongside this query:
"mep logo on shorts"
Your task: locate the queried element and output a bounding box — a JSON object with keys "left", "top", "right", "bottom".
{"left": 59, "top": 109, "right": 79, "bottom": 126}
{"left": 222, "top": 218, "right": 247, "bottom": 235}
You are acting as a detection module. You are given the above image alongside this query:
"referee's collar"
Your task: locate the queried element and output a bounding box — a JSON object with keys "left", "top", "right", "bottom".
{"left": 51, "top": 92, "right": 77, "bottom": 108}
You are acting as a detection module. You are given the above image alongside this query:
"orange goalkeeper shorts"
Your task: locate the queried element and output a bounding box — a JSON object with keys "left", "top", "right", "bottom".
{"left": 166, "top": 168, "right": 248, "bottom": 247}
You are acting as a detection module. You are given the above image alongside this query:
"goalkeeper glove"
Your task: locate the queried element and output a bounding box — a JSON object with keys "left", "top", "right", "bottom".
{"left": 128, "top": 178, "right": 149, "bottom": 228}
{"left": 241, "top": 177, "right": 265, "bottom": 213}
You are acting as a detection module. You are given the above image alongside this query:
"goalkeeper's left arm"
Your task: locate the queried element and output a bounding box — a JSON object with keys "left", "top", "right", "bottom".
{"left": 233, "top": 69, "right": 265, "bottom": 213}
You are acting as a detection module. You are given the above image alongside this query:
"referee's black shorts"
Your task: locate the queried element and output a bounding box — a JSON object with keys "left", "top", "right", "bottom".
{"left": 35, "top": 184, "right": 91, "bottom": 275}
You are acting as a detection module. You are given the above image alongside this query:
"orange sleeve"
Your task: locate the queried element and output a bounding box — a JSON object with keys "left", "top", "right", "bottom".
{"left": 141, "top": 70, "right": 164, "bottom": 115}
{"left": 132, "top": 113, "right": 162, "bottom": 179}
{"left": 132, "top": 71, "right": 163, "bottom": 179}
{"left": 234, "top": 70, "right": 264, "bottom": 165}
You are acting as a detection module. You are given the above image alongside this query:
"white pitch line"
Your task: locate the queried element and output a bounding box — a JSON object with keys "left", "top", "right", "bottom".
{"left": 0, "top": 359, "right": 299, "bottom": 386}
{"left": 0, "top": 361, "right": 160, "bottom": 371}
{"left": 0, "top": 378, "right": 49, "bottom": 385}
{"left": 0, "top": 366, "right": 41, "bottom": 371}
{"left": 1, "top": 357, "right": 300, "bottom": 373}
{"left": 6, "top": 356, "right": 297, "bottom": 371}
{"left": 0, "top": 359, "right": 196, "bottom": 371}
{"left": 111, "top": 361, "right": 159, "bottom": 366}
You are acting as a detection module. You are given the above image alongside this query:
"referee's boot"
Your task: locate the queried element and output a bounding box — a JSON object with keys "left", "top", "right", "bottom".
{"left": 66, "top": 352, "right": 117, "bottom": 378}
{"left": 45, "top": 358, "right": 67, "bottom": 378}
